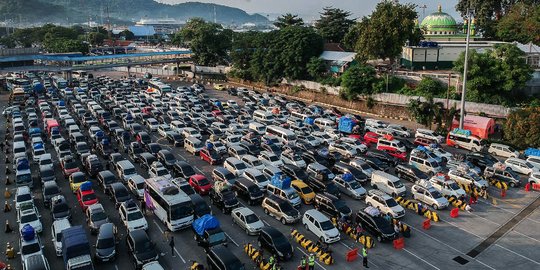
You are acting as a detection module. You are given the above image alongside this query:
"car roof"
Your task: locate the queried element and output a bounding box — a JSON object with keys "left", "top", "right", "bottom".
{"left": 98, "top": 223, "right": 115, "bottom": 238}
{"left": 233, "top": 206, "right": 254, "bottom": 216}
{"left": 261, "top": 226, "right": 283, "bottom": 237}
{"left": 129, "top": 229, "right": 149, "bottom": 242}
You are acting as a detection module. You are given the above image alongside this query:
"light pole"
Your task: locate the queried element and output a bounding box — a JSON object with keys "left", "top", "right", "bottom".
{"left": 459, "top": 9, "right": 473, "bottom": 129}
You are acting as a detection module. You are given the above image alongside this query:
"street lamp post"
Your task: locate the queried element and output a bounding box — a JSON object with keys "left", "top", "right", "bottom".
{"left": 459, "top": 9, "right": 474, "bottom": 129}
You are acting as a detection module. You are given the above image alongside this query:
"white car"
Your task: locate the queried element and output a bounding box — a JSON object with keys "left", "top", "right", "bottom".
{"left": 145, "top": 118, "right": 159, "bottom": 132}
{"left": 232, "top": 207, "right": 264, "bottom": 235}
{"left": 302, "top": 209, "right": 340, "bottom": 244}
{"left": 15, "top": 186, "right": 34, "bottom": 210}
{"left": 119, "top": 201, "right": 148, "bottom": 232}
{"left": 221, "top": 135, "right": 242, "bottom": 148}
{"left": 148, "top": 162, "right": 172, "bottom": 179}
{"left": 339, "top": 138, "right": 368, "bottom": 154}
{"left": 329, "top": 142, "right": 357, "bottom": 158}
{"left": 301, "top": 135, "right": 322, "bottom": 147}
{"left": 18, "top": 208, "right": 43, "bottom": 233}
{"left": 425, "top": 146, "right": 453, "bottom": 162}
{"left": 426, "top": 177, "right": 465, "bottom": 199}
{"left": 182, "top": 127, "right": 202, "bottom": 140}
{"left": 224, "top": 157, "right": 248, "bottom": 176}
{"left": 365, "top": 190, "right": 405, "bottom": 218}
{"left": 529, "top": 172, "right": 540, "bottom": 185}
{"left": 280, "top": 151, "right": 306, "bottom": 168}
{"left": 157, "top": 124, "right": 172, "bottom": 137}
{"left": 325, "top": 129, "right": 342, "bottom": 140}
{"left": 504, "top": 158, "right": 538, "bottom": 175}
{"left": 448, "top": 169, "right": 489, "bottom": 189}
{"left": 411, "top": 184, "right": 449, "bottom": 210}
{"left": 258, "top": 151, "right": 284, "bottom": 168}
{"left": 312, "top": 131, "right": 334, "bottom": 145}
{"left": 349, "top": 159, "right": 374, "bottom": 178}
{"left": 240, "top": 155, "right": 265, "bottom": 170}
{"left": 385, "top": 124, "right": 411, "bottom": 137}
{"left": 243, "top": 168, "right": 270, "bottom": 190}
{"left": 51, "top": 219, "right": 71, "bottom": 256}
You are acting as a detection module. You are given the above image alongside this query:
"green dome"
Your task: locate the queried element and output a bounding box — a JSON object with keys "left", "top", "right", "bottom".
{"left": 420, "top": 6, "right": 458, "bottom": 35}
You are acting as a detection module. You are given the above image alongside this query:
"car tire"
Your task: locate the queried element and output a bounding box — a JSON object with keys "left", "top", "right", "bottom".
{"left": 510, "top": 182, "right": 516, "bottom": 188}
{"left": 264, "top": 208, "right": 269, "bottom": 215}
{"left": 432, "top": 204, "right": 438, "bottom": 210}
{"left": 281, "top": 218, "right": 287, "bottom": 225}
{"left": 377, "top": 235, "right": 382, "bottom": 242}
{"left": 257, "top": 240, "right": 262, "bottom": 247}
{"left": 245, "top": 228, "right": 250, "bottom": 235}
{"left": 304, "top": 223, "right": 309, "bottom": 231}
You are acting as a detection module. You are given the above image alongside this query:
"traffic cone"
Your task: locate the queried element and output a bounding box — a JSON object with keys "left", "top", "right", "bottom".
{"left": 4, "top": 220, "right": 13, "bottom": 233}
{"left": 3, "top": 201, "right": 11, "bottom": 212}
{"left": 4, "top": 188, "right": 11, "bottom": 198}
{"left": 5, "top": 176, "right": 11, "bottom": 185}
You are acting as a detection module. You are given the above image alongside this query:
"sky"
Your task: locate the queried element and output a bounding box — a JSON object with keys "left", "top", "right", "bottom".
{"left": 158, "top": 0, "right": 461, "bottom": 21}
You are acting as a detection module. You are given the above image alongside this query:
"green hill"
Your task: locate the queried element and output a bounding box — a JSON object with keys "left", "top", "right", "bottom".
{"left": 0, "top": 0, "right": 268, "bottom": 25}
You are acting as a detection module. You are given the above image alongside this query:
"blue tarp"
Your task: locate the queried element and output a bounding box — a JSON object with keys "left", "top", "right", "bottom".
{"left": 61, "top": 226, "right": 90, "bottom": 267}
{"left": 416, "top": 145, "right": 427, "bottom": 152}
{"left": 304, "top": 117, "right": 315, "bottom": 126}
{"left": 33, "top": 143, "right": 44, "bottom": 150}
{"left": 101, "top": 138, "right": 110, "bottom": 145}
{"left": 525, "top": 148, "right": 540, "bottom": 157}
{"left": 21, "top": 224, "right": 35, "bottom": 241}
{"left": 338, "top": 117, "right": 355, "bottom": 134}
{"left": 270, "top": 172, "right": 291, "bottom": 189}
{"left": 192, "top": 214, "right": 220, "bottom": 236}
{"left": 29, "top": 128, "right": 41, "bottom": 135}
{"left": 17, "top": 159, "right": 30, "bottom": 171}
{"left": 33, "top": 83, "right": 44, "bottom": 93}
{"left": 342, "top": 173, "right": 354, "bottom": 182}
{"left": 58, "top": 100, "right": 65, "bottom": 107}
{"left": 95, "top": 131, "right": 104, "bottom": 139}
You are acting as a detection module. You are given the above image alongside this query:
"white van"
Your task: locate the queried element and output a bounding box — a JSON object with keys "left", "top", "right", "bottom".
{"left": 371, "top": 171, "right": 406, "bottom": 197}
{"left": 252, "top": 110, "right": 275, "bottom": 125}
{"left": 314, "top": 118, "right": 336, "bottom": 130}
{"left": 248, "top": 122, "right": 266, "bottom": 135}
{"left": 415, "top": 128, "right": 444, "bottom": 143}
{"left": 409, "top": 154, "right": 442, "bottom": 176}
{"left": 488, "top": 143, "right": 519, "bottom": 158}
{"left": 376, "top": 135, "right": 406, "bottom": 153}
{"left": 302, "top": 209, "right": 340, "bottom": 244}
{"left": 115, "top": 160, "right": 137, "bottom": 184}
{"left": 266, "top": 183, "right": 301, "bottom": 208}
{"left": 365, "top": 190, "right": 405, "bottom": 218}
{"left": 184, "top": 136, "right": 204, "bottom": 155}
{"left": 411, "top": 184, "right": 449, "bottom": 210}
{"left": 425, "top": 177, "right": 465, "bottom": 199}
{"left": 365, "top": 119, "right": 387, "bottom": 132}
{"left": 13, "top": 141, "right": 27, "bottom": 160}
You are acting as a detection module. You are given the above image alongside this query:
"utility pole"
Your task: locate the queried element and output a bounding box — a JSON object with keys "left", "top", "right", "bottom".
{"left": 459, "top": 9, "right": 474, "bottom": 129}
{"left": 419, "top": 5, "right": 427, "bottom": 20}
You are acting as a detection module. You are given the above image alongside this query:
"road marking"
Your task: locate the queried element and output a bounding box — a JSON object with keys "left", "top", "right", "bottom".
{"left": 178, "top": 155, "right": 186, "bottom": 161}
{"left": 494, "top": 244, "right": 540, "bottom": 264}
{"left": 152, "top": 220, "right": 187, "bottom": 263}
{"left": 295, "top": 247, "right": 328, "bottom": 270}
{"left": 512, "top": 231, "right": 540, "bottom": 243}
{"left": 114, "top": 265, "right": 119, "bottom": 270}
{"left": 410, "top": 225, "right": 495, "bottom": 270}
{"left": 195, "top": 167, "right": 204, "bottom": 175}
{"left": 403, "top": 248, "right": 441, "bottom": 270}
{"left": 262, "top": 220, "right": 270, "bottom": 226}
{"left": 224, "top": 232, "right": 240, "bottom": 247}
{"left": 339, "top": 241, "right": 352, "bottom": 250}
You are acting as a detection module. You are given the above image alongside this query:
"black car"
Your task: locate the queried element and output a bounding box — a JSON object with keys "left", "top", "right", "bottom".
{"left": 166, "top": 131, "right": 184, "bottom": 147}
{"left": 189, "top": 194, "right": 212, "bottom": 218}
{"left": 280, "top": 164, "right": 309, "bottom": 182}
{"left": 261, "top": 143, "right": 282, "bottom": 156}
{"left": 257, "top": 227, "right": 293, "bottom": 261}
{"left": 302, "top": 151, "right": 330, "bottom": 168}
{"left": 193, "top": 227, "right": 227, "bottom": 249}
{"left": 110, "top": 183, "right": 131, "bottom": 208}
{"left": 331, "top": 162, "right": 369, "bottom": 184}
{"left": 355, "top": 210, "right": 397, "bottom": 242}
{"left": 365, "top": 150, "right": 398, "bottom": 167}
{"left": 84, "top": 155, "right": 103, "bottom": 177}
{"left": 212, "top": 167, "right": 237, "bottom": 184}
{"left": 42, "top": 181, "right": 61, "bottom": 208}
{"left": 138, "top": 152, "right": 157, "bottom": 170}
{"left": 173, "top": 161, "right": 196, "bottom": 178}
{"left": 97, "top": 170, "right": 117, "bottom": 193}
{"left": 395, "top": 164, "right": 429, "bottom": 183}
{"left": 209, "top": 187, "right": 240, "bottom": 214}
{"left": 128, "top": 142, "right": 144, "bottom": 162}
{"left": 145, "top": 143, "right": 162, "bottom": 157}
{"left": 313, "top": 193, "right": 352, "bottom": 218}
{"left": 362, "top": 156, "right": 390, "bottom": 172}
{"left": 240, "top": 141, "right": 260, "bottom": 156}
{"left": 127, "top": 229, "right": 159, "bottom": 270}
{"left": 466, "top": 152, "right": 498, "bottom": 171}
{"left": 206, "top": 246, "right": 245, "bottom": 270}
{"left": 232, "top": 177, "right": 264, "bottom": 205}
{"left": 157, "top": 149, "right": 176, "bottom": 168}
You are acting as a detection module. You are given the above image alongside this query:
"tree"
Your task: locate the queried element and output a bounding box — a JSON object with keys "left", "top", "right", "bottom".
{"left": 456, "top": 0, "right": 540, "bottom": 39}
{"left": 274, "top": 13, "right": 304, "bottom": 29}
{"left": 352, "top": 1, "right": 421, "bottom": 64}
{"left": 307, "top": 57, "right": 327, "bottom": 79}
{"left": 342, "top": 18, "right": 368, "bottom": 51}
{"left": 120, "top": 29, "right": 135, "bottom": 40}
{"left": 413, "top": 77, "right": 446, "bottom": 97}
{"left": 340, "top": 64, "right": 378, "bottom": 100}
{"left": 453, "top": 43, "right": 533, "bottom": 105}
{"left": 407, "top": 97, "right": 444, "bottom": 130}
{"left": 504, "top": 107, "right": 540, "bottom": 148}
{"left": 496, "top": 3, "right": 540, "bottom": 45}
{"left": 177, "top": 18, "right": 232, "bottom": 66}
{"left": 44, "top": 37, "right": 88, "bottom": 53}
{"left": 315, "top": 7, "right": 354, "bottom": 43}
{"left": 230, "top": 31, "right": 268, "bottom": 80}
{"left": 88, "top": 32, "right": 106, "bottom": 46}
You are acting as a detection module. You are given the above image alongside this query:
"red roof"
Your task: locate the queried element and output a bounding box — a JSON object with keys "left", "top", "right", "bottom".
{"left": 323, "top": 43, "right": 345, "bottom": 52}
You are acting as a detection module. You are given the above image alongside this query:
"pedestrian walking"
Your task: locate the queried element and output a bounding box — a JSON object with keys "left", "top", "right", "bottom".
{"left": 163, "top": 228, "right": 171, "bottom": 242}
{"left": 140, "top": 199, "right": 146, "bottom": 214}
{"left": 362, "top": 246, "right": 369, "bottom": 268}
{"left": 465, "top": 204, "right": 474, "bottom": 213}
{"left": 417, "top": 202, "right": 423, "bottom": 215}
{"left": 394, "top": 223, "right": 400, "bottom": 235}
{"left": 169, "top": 235, "right": 175, "bottom": 257}
{"left": 308, "top": 253, "right": 315, "bottom": 270}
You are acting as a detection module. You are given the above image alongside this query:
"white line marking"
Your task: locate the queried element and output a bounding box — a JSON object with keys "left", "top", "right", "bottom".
{"left": 178, "top": 155, "right": 186, "bottom": 161}
{"left": 195, "top": 167, "right": 204, "bottom": 175}
{"left": 512, "top": 231, "right": 540, "bottom": 243}
{"left": 152, "top": 220, "right": 186, "bottom": 263}
{"left": 295, "top": 247, "right": 328, "bottom": 270}
{"left": 114, "top": 265, "right": 119, "bottom": 270}
{"left": 339, "top": 241, "right": 352, "bottom": 250}
{"left": 403, "top": 248, "right": 441, "bottom": 270}
{"left": 410, "top": 226, "right": 495, "bottom": 270}
{"left": 494, "top": 244, "right": 540, "bottom": 265}
{"left": 224, "top": 232, "right": 240, "bottom": 247}
{"left": 262, "top": 220, "right": 270, "bottom": 226}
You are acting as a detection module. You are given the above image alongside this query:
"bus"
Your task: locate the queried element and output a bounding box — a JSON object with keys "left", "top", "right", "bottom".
{"left": 147, "top": 81, "right": 172, "bottom": 96}
{"left": 266, "top": 125, "right": 297, "bottom": 144}
{"left": 446, "top": 128, "right": 484, "bottom": 152}
{"left": 144, "top": 176, "right": 194, "bottom": 231}
{"left": 10, "top": 88, "right": 26, "bottom": 105}
{"left": 6, "top": 77, "right": 31, "bottom": 93}
{"left": 52, "top": 76, "right": 68, "bottom": 90}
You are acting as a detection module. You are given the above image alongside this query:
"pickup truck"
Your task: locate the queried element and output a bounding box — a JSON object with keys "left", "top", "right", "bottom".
{"left": 61, "top": 226, "right": 94, "bottom": 270}
{"left": 192, "top": 214, "right": 227, "bottom": 250}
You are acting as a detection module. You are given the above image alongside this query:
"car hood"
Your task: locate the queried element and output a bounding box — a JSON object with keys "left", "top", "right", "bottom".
{"left": 97, "top": 246, "right": 115, "bottom": 257}
{"left": 136, "top": 249, "right": 158, "bottom": 262}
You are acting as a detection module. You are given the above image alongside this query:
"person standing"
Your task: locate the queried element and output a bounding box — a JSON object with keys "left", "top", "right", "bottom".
{"left": 362, "top": 246, "right": 369, "bottom": 268}
{"left": 268, "top": 254, "right": 275, "bottom": 267}
{"left": 308, "top": 253, "right": 315, "bottom": 270}
{"left": 169, "top": 235, "right": 175, "bottom": 257}
{"left": 140, "top": 199, "right": 146, "bottom": 214}
{"left": 299, "top": 255, "right": 306, "bottom": 270}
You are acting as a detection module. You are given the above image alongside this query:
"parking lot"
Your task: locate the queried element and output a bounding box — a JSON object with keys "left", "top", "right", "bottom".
{"left": 1, "top": 72, "right": 540, "bottom": 270}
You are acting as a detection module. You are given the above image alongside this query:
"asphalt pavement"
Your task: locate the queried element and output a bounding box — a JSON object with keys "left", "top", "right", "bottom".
{"left": 0, "top": 76, "right": 539, "bottom": 270}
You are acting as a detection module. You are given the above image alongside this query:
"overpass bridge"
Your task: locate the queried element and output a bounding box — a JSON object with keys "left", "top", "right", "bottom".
{"left": 0, "top": 50, "right": 192, "bottom": 77}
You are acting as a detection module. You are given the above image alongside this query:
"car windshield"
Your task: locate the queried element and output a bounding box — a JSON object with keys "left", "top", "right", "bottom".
{"left": 254, "top": 174, "right": 268, "bottom": 183}
{"left": 449, "top": 182, "right": 461, "bottom": 190}
{"left": 45, "top": 186, "right": 59, "bottom": 195}
{"left": 287, "top": 192, "right": 299, "bottom": 200}
{"left": 83, "top": 193, "right": 97, "bottom": 201}
{"left": 41, "top": 169, "right": 55, "bottom": 178}
{"left": 156, "top": 168, "right": 169, "bottom": 176}
{"left": 391, "top": 181, "right": 404, "bottom": 188}
{"left": 97, "top": 237, "right": 115, "bottom": 249}
{"left": 64, "top": 161, "right": 78, "bottom": 169}
{"left": 235, "top": 163, "right": 247, "bottom": 170}
{"left": 17, "top": 194, "right": 32, "bottom": 202}
{"left": 385, "top": 199, "right": 398, "bottom": 207}
{"left": 170, "top": 201, "right": 193, "bottom": 219}
{"left": 430, "top": 190, "right": 443, "bottom": 199}
{"left": 53, "top": 204, "right": 69, "bottom": 212}
{"left": 268, "top": 155, "right": 279, "bottom": 162}
{"left": 245, "top": 214, "right": 259, "bottom": 224}
{"left": 127, "top": 211, "right": 143, "bottom": 221}
{"left": 194, "top": 201, "right": 210, "bottom": 213}
{"left": 360, "top": 163, "right": 371, "bottom": 170}
{"left": 22, "top": 242, "right": 40, "bottom": 255}
{"left": 320, "top": 220, "right": 334, "bottom": 230}
{"left": 349, "top": 181, "right": 361, "bottom": 189}
{"left": 134, "top": 239, "right": 153, "bottom": 254}
{"left": 72, "top": 175, "right": 85, "bottom": 183}
{"left": 197, "top": 178, "right": 210, "bottom": 186}
{"left": 77, "top": 144, "right": 89, "bottom": 151}
{"left": 300, "top": 186, "right": 312, "bottom": 194}
{"left": 91, "top": 211, "right": 107, "bottom": 221}
{"left": 526, "top": 162, "right": 534, "bottom": 169}
{"left": 21, "top": 213, "right": 38, "bottom": 223}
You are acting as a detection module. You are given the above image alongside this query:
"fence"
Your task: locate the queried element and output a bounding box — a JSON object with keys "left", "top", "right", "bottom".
{"left": 112, "top": 66, "right": 193, "bottom": 77}
{"left": 0, "top": 47, "right": 41, "bottom": 56}
{"left": 287, "top": 80, "right": 512, "bottom": 117}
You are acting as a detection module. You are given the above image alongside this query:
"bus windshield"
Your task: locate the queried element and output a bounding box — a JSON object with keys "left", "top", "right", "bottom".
{"left": 170, "top": 201, "right": 193, "bottom": 220}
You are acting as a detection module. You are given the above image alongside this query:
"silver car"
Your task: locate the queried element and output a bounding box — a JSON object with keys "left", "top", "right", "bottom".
{"left": 86, "top": 203, "right": 109, "bottom": 234}
{"left": 232, "top": 207, "right": 264, "bottom": 235}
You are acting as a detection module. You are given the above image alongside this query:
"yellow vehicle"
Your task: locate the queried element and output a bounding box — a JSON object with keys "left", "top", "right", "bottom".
{"left": 69, "top": 172, "right": 86, "bottom": 193}
{"left": 213, "top": 83, "right": 225, "bottom": 91}
{"left": 291, "top": 180, "right": 315, "bottom": 204}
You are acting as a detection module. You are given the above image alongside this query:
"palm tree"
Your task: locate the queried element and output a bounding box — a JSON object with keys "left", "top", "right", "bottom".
{"left": 407, "top": 97, "right": 444, "bottom": 130}
{"left": 274, "top": 13, "right": 304, "bottom": 29}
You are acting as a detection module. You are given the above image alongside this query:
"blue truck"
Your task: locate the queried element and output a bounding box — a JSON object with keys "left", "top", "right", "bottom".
{"left": 61, "top": 226, "right": 94, "bottom": 270}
